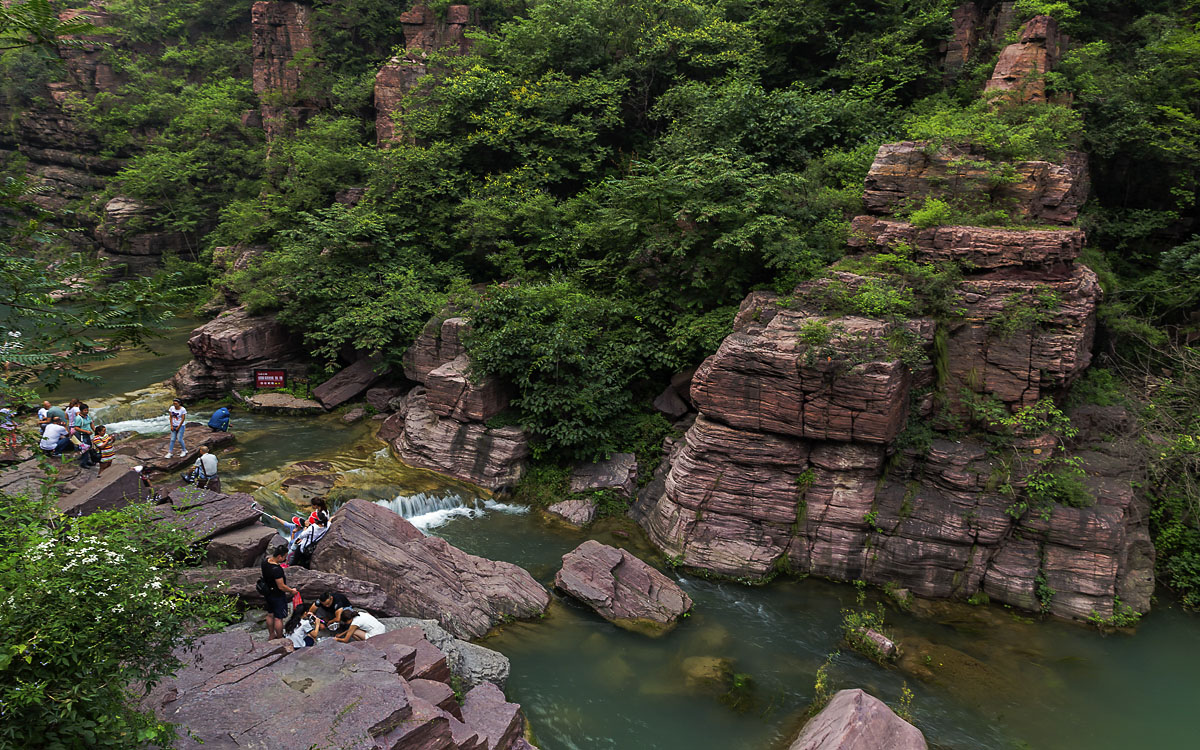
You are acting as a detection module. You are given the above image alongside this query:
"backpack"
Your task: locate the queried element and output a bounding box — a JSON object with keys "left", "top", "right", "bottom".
{"left": 255, "top": 577, "right": 271, "bottom": 597}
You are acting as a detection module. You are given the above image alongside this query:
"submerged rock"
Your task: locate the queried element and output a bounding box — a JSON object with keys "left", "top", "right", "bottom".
{"left": 789, "top": 689, "right": 927, "bottom": 750}
{"left": 554, "top": 540, "right": 692, "bottom": 636}
{"left": 312, "top": 499, "right": 549, "bottom": 638}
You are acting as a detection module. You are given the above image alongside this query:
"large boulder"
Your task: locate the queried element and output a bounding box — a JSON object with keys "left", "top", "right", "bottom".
{"left": 116, "top": 423, "right": 236, "bottom": 475}
{"left": 788, "top": 689, "right": 927, "bottom": 750}
{"left": 380, "top": 616, "right": 511, "bottom": 689}
{"left": 311, "top": 499, "right": 549, "bottom": 638}
{"left": 403, "top": 316, "right": 471, "bottom": 383}
{"left": 155, "top": 487, "right": 260, "bottom": 543}
{"left": 56, "top": 456, "right": 145, "bottom": 517}
{"left": 170, "top": 307, "right": 305, "bottom": 400}
{"left": 393, "top": 391, "right": 530, "bottom": 491}
{"left": 205, "top": 525, "right": 279, "bottom": 568}
{"left": 425, "top": 354, "right": 511, "bottom": 422}
{"left": 569, "top": 453, "right": 638, "bottom": 498}
{"left": 313, "top": 356, "right": 388, "bottom": 410}
{"left": 554, "top": 540, "right": 693, "bottom": 636}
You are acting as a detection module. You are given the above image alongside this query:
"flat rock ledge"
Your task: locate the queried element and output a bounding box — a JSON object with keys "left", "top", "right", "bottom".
{"left": 554, "top": 540, "right": 692, "bottom": 636}
{"left": 789, "top": 689, "right": 927, "bottom": 750}
{"left": 232, "top": 389, "right": 324, "bottom": 414}
{"left": 145, "top": 629, "right": 532, "bottom": 750}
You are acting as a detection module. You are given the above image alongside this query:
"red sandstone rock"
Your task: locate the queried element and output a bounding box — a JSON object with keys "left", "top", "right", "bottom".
{"left": 404, "top": 316, "right": 471, "bottom": 383}
{"left": 170, "top": 307, "right": 305, "bottom": 399}
{"left": 545, "top": 498, "right": 597, "bottom": 527}
{"left": 985, "top": 15, "right": 1065, "bottom": 104}
{"left": 251, "top": 1, "right": 317, "bottom": 140}
{"left": 393, "top": 390, "right": 529, "bottom": 491}
{"left": 55, "top": 456, "right": 145, "bottom": 517}
{"left": 942, "top": 3, "right": 981, "bottom": 77}
{"left": 691, "top": 309, "right": 912, "bottom": 445}
{"left": 155, "top": 487, "right": 261, "bottom": 543}
{"left": 312, "top": 499, "right": 549, "bottom": 638}
{"left": 862, "top": 141, "right": 1089, "bottom": 225}
{"left": 848, "top": 216, "right": 1085, "bottom": 269}
{"left": 460, "top": 682, "right": 525, "bottom": 750}
{"left": 569, "top": 453, "right": 637, "bottom": 498}
{"left": 788, "top": 689, "right": 927, "bottom": 750}
{"left": 183, "top": 566, "right": 399, "bottom": 615}
{"left": 205, "top": 524, "right": 278, "bottom": 568}
{"left": 425, "top": 354, "right": 511, "bottom": 422}
{"left": 555, "top": 540, "right": 692, "bottom": 635}
{"left": 313, "top": 355, "right": 388, "bottom": 409}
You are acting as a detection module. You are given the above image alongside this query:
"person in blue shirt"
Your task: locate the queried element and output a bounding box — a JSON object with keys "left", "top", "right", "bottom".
{"left": 208, "top": 406, "right": 231, "bottom": 432}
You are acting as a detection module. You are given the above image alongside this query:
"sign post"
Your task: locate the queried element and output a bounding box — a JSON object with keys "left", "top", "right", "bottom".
{"left": 254, "top": 369, "right": 287, "bottom": 390}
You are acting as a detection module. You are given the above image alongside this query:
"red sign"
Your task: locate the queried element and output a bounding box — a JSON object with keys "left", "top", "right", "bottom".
{"left": 254, "top": 369, "right": 287, "bottom": 389}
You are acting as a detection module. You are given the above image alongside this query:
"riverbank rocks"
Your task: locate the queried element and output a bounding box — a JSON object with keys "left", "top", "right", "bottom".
{"left": 313, "top": 355, "right": 388, "bottom": 409}
{"left": 312, "top": 499, "right": 549, "bottom": 638}
{"left": 426, "top": 354, "right": 511, "bottom": 422}
{"left": 155, "top": 487, "right": 261, "bottom": 543}
{"left": 379, "top": 616, "right": 512, "bottom": 689}
{"left": 555, "top": 540, "right": 692, "bottom": 636}
{"left": 570, "top": 453, "right": 638, "bottom": 498}
{"left": 185, "top": 566, "right": 399, "bottom": 613}
{"left": 403, "top": 316, "right": 470, "bottom": 382}
{"left": 145, "top": 629, "right": 530, "bottom": 750}
{"left": 545, "top": 498, "right": 597, "bottom": 527}
{"left": 392, "top": 390, "right": 530, "bottom": 491}
{"left": 204, "top": 524, "right": 278, "bottom": 568}
{"left": 55, "top": 455, "right": 145, "bottom": 517}
{"left": 789, "top": 689, "right": 927, "bottom": 750}
{"left": 170, "top": 307, "right": 305, "bottom": 400}
{"left": 116, "top": 423, "right": 236, "bottom": 474}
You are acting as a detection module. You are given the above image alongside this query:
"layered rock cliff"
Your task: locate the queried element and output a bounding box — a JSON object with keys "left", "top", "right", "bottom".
{"left": 633, "top": 17, "right": 1153, "bottom": 622}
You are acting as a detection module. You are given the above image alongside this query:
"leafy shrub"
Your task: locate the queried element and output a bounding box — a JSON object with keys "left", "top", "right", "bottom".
{"left": 908, "top": 196, "right": 958, "bottom": 228}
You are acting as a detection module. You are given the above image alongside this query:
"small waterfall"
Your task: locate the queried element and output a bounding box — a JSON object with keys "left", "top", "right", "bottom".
{"left": 375, "top": 492, "right": 529, "bottom": 532}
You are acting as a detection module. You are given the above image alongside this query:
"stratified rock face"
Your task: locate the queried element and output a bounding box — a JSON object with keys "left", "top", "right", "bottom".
{"left": 375, "top": 4, "right": 478, "bottom": 145}
{"left": 985, "top": 15, "right": 1065, "bottom": 104}
{"left": 403, "top": 316, "right": 471, "bottom": 383}
{"left": 250, "top": 1, "right": 316, "bottom": 140}
{"left": 942, "top": 2, "right": 981, "bottom": 76}
{"left": 849, "top": 216, "right": 1085, "bottom": 269}
{"left": 862, "top": 141, "right": 1089, "bottom": 225}
{"left": 788, "top": 689, "right": 927, "bottom": 750}
{"left": 555, "top": 540, "right": 693, "bottom": 635}
{"left": 146, "top": 629, "right": 529, "bottom": 750}
{"left": 171, "top": 306, "right": 305, "bottom": 399}
{"left": 311, "top": 499, "right": 549, "bottom": 638}
{"left": 394, "top": 390, "right": 530, "bottom": 491}
{"left": 426, "top": 354, "right": 511, "bottom": 422}
{"left": 691, "top": 309, "right": 912, "bottom": 445}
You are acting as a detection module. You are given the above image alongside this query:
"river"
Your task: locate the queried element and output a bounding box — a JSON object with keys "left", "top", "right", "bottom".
{"left": 59, "top": 321, "right": 1200, "bottom": 750}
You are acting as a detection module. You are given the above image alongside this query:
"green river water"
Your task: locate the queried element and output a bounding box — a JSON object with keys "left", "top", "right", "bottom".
{"left": 59, "top": 322, "right": 1200, "bottom": 750}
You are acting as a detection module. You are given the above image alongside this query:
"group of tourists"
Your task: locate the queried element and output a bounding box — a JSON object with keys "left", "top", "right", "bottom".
{"left": 36, "top": 399, "right": 116, "bottom": 474}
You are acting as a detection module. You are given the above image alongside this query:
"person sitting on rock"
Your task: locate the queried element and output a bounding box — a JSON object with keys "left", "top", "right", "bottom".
{"left": 306, "top": 590, "right": 352, "bottom": 634}
{"left": 283, "top": 605, "right": 318, "bottom": 650}
{"left": 37, "top": 400, "right": 52, "bottom": 434}
{"left": 262, "top": 544, "right": 301, "bottom": 640}
{"left": 207, "top": 406, "right": 231, "bottom": 432}
{"left": 333, "top": 607, "right": 386, "bottom": 642}
{"left": 181, "top": 445, "right": 218, "bottom": 490}
{"left": 38, "top": 417, "right": 72, "bottom": 457}
{"left": 92, "top": 425, "right": 117, "bottom": 476}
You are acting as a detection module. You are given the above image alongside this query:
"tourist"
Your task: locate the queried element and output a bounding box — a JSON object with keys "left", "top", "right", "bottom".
{"left": 37, "top": 400, "right": 52, "bottom": 433}
{"left": 333, "top": 608, "right": 387, "bottom": 642}
{"left": 262, "top": 544, "right": 301, "bottom": 640}
{"left": 306, "top": 496, "right": 328, "bottom": 525}
{"left": 74, "top": 404, "right": 97, "bottom": 467}
{"left": 65, "top": 399, "right": 81, "bottom": 436}
{"left": 260, "top": 510, "right": 308, "bottom": 548}
{"left": 287, "top": 510, "right": 328, "bottom": 567}
{"left": 39, "top": 417, "right": 72, "bottom": 457}
{"left": 92, "top": 425, "right": 117, "bottom": 476}
{"left": 0, "top": 406, "right": 17, "bottom": 453}
{"left": 306, "top": 591, "right": 353, "bottom": 635}
{"left": 165, "top": 398, "right": 187, "bottom": 458}
{"left": 207, "top": 406, "right": 231, "bottom": 432}
{"left": 283, "top": 607, "right": 318, "bottom": 650}
{"left": 181, "top": 445, "right": 218, "bottom": 489}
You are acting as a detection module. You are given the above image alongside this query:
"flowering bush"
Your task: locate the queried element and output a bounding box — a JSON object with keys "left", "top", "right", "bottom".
{"left": 0, "top": 490, "right": 235, "bottom": 748}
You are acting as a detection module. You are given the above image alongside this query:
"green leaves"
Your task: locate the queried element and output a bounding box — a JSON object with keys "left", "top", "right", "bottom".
{"left": 0, "top": 0, "right": 100, "bottom": 53}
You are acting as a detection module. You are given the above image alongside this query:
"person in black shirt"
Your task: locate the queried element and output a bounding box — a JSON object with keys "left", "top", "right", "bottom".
{"left": 306, "top": 590, "right": 352, "bottom": 635}
{"left": 261, "top": 544, "right": 300, "bottom": 640}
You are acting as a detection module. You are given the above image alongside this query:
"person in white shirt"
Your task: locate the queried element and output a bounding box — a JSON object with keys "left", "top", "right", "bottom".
{"left": 165, "top": 398, "right": 187, "bottom": 458}
{"left": 182, "top": 446, "right": 218, "bottom": 488}
{"left": 285, "top": 611, "right": 317, "bottom": 650}
{"left": 39, "top": 419, "right": 72, "bottom": 456}
{"left": 286, "top": 511, "right": 329, "bottom": 566}
{"left": 333, "top": 608, "right": 386, "bottom": 641}
{"left": 37, "top": 401, "right": 51, "bottom": 434}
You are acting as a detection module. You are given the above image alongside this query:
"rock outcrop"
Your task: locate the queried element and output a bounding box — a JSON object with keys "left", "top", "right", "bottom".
{"left": 311, "top": 499, "right": 549, "bottom": 638}
{"left": 386, "top": 313, "right": 530, "bottom": 491}
{"left": 788, "top": 689, "right": 927, "bottom": 750}
{"left": 145, "top": 629, "right": 531, "bottom": 750}
{"left": 985, "top": 15, "right": 1065, "bottom": 105}
{"left": 250, "top": 0, "right": 317, "bottom": 140}
{"left": 155, "top": 487, "right": 262, "bottom": 543}
{"left": 569, "top": 453, "right": 638, "bottom": 498}
{"left": 185, "top": 566, "right": 400, "bottom": 615}
{"left": 170, "top": 306, "right": 306, "bottom": 400}
{"left": 375, "top": 4, "right": 478, "bottom": 145}
{"left": 634, "top": 13, "right": 1151, "bottom": 622}
{"left": 312, "top": 355, "right": 388, "bottom": 410}
{"left": 555, "top": 540, "right": 692, "bottom": 635}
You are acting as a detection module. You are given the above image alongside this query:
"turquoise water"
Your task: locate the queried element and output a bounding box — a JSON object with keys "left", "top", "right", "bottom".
{"left": 76, "top": 329, "right": 1200, "bottom": 750}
